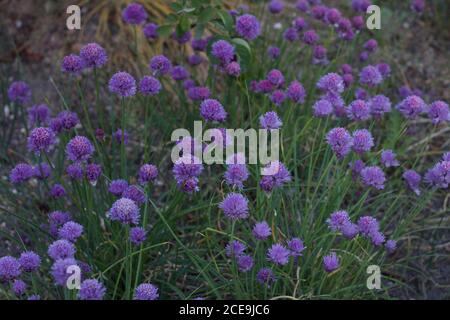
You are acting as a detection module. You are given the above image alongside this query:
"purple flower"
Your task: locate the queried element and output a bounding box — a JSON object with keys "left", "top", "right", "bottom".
{"left": 327, "top": 210, "right": 351, "bottom": 232}
{"left": 303, "top": 29, "right": 319, "bottom": 45}
{"left": 355, "top": 87, "right": 368, "bottom": 101}
{"left": 257, "top": 80, "right": 275, "bottom": 93}
{"left": 428, "top": 100, "right": 449, "bottom": 124}
{"left": 370, "top": 231, "right": 385, "bottom": 246}
{"left": 352, "top": 129, "right": 374, "bottom": 155}
{"left": 385, "top": 239, "right": 397, "bottom": 253}
{"left": 326, "top": 127, "right": 353, "bottom": 159}
{"left": 0, "top": 256, "right": 21, "bottom": 281}
{"left": 220, "top": 193, "right": 249, "bottom": 220}
{"left": 360, "top": 166, "right": 386, "bottom": 190}
{"left": 79, "top": 279, "right": 106, "bottom": 300}
{"left": 48, "top": 239, "right": 75, "bottom": 261}
{"left": 443, "top": 152, "right": 450, "bottom": 162}
{"left": 411, "top": 0, "right": 425, "bottom": 12}
{"left": 359, "top": 65, "right": 383, "bottom": 87}
{"left": 183, "top": 79, "right": 195, "bottom": 90}
{"left": 260, "top": 111, "right": 282, "bottom": 129}
{"left": 139, "top": 76, "right": 162, "bottom": 96}
{"left": 129, "top": 227, "right": 147, "bottom": 245}
{"left": 377, "top": 63, "right": 391, "bottom": 78}
{"left": 323, "top": 252, "right": 340, "bottom": 272}
{"left": 311, "top": 5, "right": 327, "bottom": 20}
{"left": 270, "top": 90, "right": 286, "bottom": 106}
{"left": 341, "top": 64, "right": 353, "bottom": 75}
{"left": 10, "top": 163, "right": 34, "bottom": 184}
{"left": 252, "top": 221, "right": 272, "bottom": 240}
{"left": 313, "top": 99, "right": 333, "bottom": 117}
{"left": 49, "top": 211, "right": 72, "bottom": 236}
{"left": 139, "top": 164, "right": 158, "bottom": 184}
{"left": 352, "top": 15, "right": 365, "bottom": 30}
{"left": 352, "top": 0, "right": 371, "bottom": 12}
{"left": 283, "top": 27, "right": 299, "bottom": 42}
{"left": 287, "top": 238, "right": 305, "bottom": 256}
{"left": 317, "top": 73, "right": 344, "bottom": 94}
{"left": 122, "top": 185, "right": 146, "bottom": 206}
{"left": 236, "top": 14, "right": 261, "bottom": 40}
{"left": 341, "top": 222, "right": 359, "bottom": 239}
{"left": 149, "top": 55, "right": 172, "bottom": 76}
{"left": 66, "top": 136, "right": 94, "bottom": 162}
{"left": 61, "top": 54, "right": 84, "bottom": 74}
{"left": 225, "top": 240, "right": 246, "bottom": 258}
{"left": 257, "top": 267, "right": 276, "bottom": 286}
{"left": 27, "top": 127, "right": 56, "bottom": 154}
{"left": 370, "top": 95, "right": 391, "bottom": 118}
{"left": 287, "top": 81, "right": 306, "bottom": 104}
{"left": 134, "top": 283, "right": 159, "bottom": 300}
{"left": 19, "top": 251, "right": 41, "bottom": 272}
{"left": 259, "top": 161, "right": 291, "bottom": 192}
{"left": 200, "top": 99, "right": 227, "bottom": 122}
{"left": 28, "top": 104, "right": 50, "bottom": 125}
{"left": 109, "top": 71, "right": 136, "bottom": 97}
{"left": 363, "top": 39, "right": 378, "bottom": 52}
{"left": 143, "top": 23, "right": 158, "bottom": 40}
{"left": 50, "top": 258, "right": 78, "bottom": 286}
{"left": 191, "top": 38, "right": 208, "bottom": 51}
{"left": 403, "top": 169, "right": 421, "bottom": 195}
{"left": 211, "top": 40, "right": 235, "bottom": 64}
{"left": 86, "top": 163, "right": 102, "bottom": 184}
{"left": 225, "top": 62, "right": 241, "bottom": 77}
{"left": 357, "top": 216, "right": 379, "bottom": 237}
{"left": 122, "top": 3, "right": 147, "bottom": 25}
{"left": 313, "top": 45, "right": 327, "bottom": 64}
{"left": 425, "top": 161, "right": 450, "bottom": 189}
{"left": 267, "top": 244, "right": 290, "bottom": 266}
{"left": 268, "top": 46, "right": 280, "bottom": 59}
{"left": 381, "top": 150, "right": 399, "bottom": 168}
{"left": 8, "top": 81, "right": 31, "bottom": 104}
{"left": 396, "top": 95, "right": 426, "bottom": 119}
{"left": 268, "top": 0, "right": 283, "bottom": 13}
{"left": 172, "top": 31, "right": 192, "bottom": 44}
{"left": 350, "top": 159, "right": 365, "bottom": 179}
{"left": 267, "top": 69, "right": 284, "bottom": 87}
{"left": 237, "top": 255, "right": 254, "bottom": 272}
{"left": 171, "top": 65, "right": 190, "bottom": 81}
{"left": 109, "top": 179, "right": 129, "bottom": 196}
{"left": 296, "top": 0, "right": 309, "bottom": 12}
{"left": 58, "top": 111, "right": 80, "bottom": 131}
{"left": 108, "top": 198, "right": 141, "bottom": 225}
{"left": 79, "top": 43, "right": 107, "bottom": 68}
{"left": 172, "top": 155, "right": 204, "bottom": 193}
{"left": 359, "top": 51, "right": 369, "bottom": 62}
{"left": 224, "top": 164, "right": 249, "bottom": 189}
{"left": 187, "top": 54, "right": 203, "bottom": 66}
{"left": 12, "top": 279, "right": 27, "bottom": 296}
{"left": 325, "top": 8, "right": 341, "bottom": 24}
{"left": 58, "top": 221, "right": 83, "bottom": 242}
{"left": 113, "top": 129, "right": 129, "bottom": 145}
{"left": 188, "top": 86, "right": 211, "bottom": 101}
{"left": 347, "top": 100, "right": 371, "bottom": 121}
{"left": 28, "top": 295, "right": 41, "bottom": 300}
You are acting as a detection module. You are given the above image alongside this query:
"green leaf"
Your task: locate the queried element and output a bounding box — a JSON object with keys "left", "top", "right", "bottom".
{"left": 157, "top": 25, "right": 173, "bottom": 37}
{"left": 217, "top": 10, "right": 234, "bottom": 33}
{"left": 231, "top": 38, "right": 252, "bottom": 71}
{"left": 169, "top": 2, "right": 183, "bottom": 12}
{"left": 177, "top": 16, "right": 191, "bottom": 36}
{"left": 198, "top": 7, "right": 217, "bottom": 24}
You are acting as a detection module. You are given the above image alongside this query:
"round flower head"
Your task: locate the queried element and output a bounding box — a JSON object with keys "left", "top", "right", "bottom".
{"left": 224, "top": 164, "right": 249, "bottom": 189}
{"left": 139, "top": 164, "right": 158, "bottom": 184}
{"left": 66, "top": 136, "right": 94, "bottom": 162}
{"left": 85, "top": 163, "right": 102, "bottom": 184}
{"left": 188, "top": 54, "right": 203, "bottom": 66}
{"left": 134, "top": 283, "right": 159, "bottom": 300}
{"left": 327, "top": 210, "right": 351, "bottom": 232}
{"left": 268, "top": 0, "right": 283, "bottom": 14}
{"left": 317, "top": 73, "right": 344, "bottom": 94}
{"left": 303, "top": 30, "right": 319, "bottom": 45}
{"left": 19, "top": 251, "right": 41, "bottom": 272}
{"left": 363, "top": 39, "right": 378, "bottom": 52}
{"left": 352, "top": 0, "right": 371, "bottom": 12}
{"left": 219, "top": 193, "right": 249, "bottom": 220}
{"left": 352, "top": 129, "right": 374, "bottom": 155}
{"left": 411, "top": 0, "right": 425, "bottom": 12}
{"left": 9, "top": 163, "right": 34, "bottom": 184}
{"left": 49, "top": 211, "right": 72, "bottom": 236}
{"left": 57, "top": 111, "right": 80, "bottom": 131}
{"left": 346, "top": 100, "right": 371, "bottom": 121}
{"left": 267, "top": 244, "right": 290, "bottom": 266}
{"left": 143, "top": 23, "right": 158, "bottom": 40}
{"left": 28, "top": 294, "right": 41, "bottom": 300}
{"left": 257, "top": 267, "right": 275, "bottom": 286}
{"left": 79, "top": 43, "right": 107, "bottom": 68}
{"left": 149, "top": 55, "right": 172, "bottom": 76}
{"left": 109, "top": 71, "right": 136, "bottom": 97}
{"left": 12, "top": 279, "right": 27, "bottom": 296}
{"left": 257, "top": 80, "right": 275, "bottom": 93}
{"left": 27, "top": 127, "right": 56, "bottom": 154}
{"left": 171, "top": 65, "right": 190, "bottom": 81}
{"left": 172, "top": 155, "right": 203, "bottom": 193}
{"left": 385, "top": 239, "right": 397, "bottom": 253}
{"left": 8, "top": 81, "right": 31, "bottom": 104}
{"left": 370, "top": 95, "right": 391, "bottom": 118}
{"left": 352, "top": 15, "right": 365, "bottom": 30}
{"left": 360, "top": 166, "right": 386, "bottom": 190}
{"left": 108, "top": 179, "right": 128, "bottom": 196}
{"left": 266, "top": 69, "right": 284, "bottom": 87}
{"left": 200, "top": 99, "right": 227, "bottom": 122}
{"left": 122, "top": 185, "right": 146, "bottom": 206}
{"left": 0, "top": 256, "right": 21, "bottom": 281}
{"left": 51, "top": 258, "right": 79, "bottom": 286}
{"left": 28, "top": 104, "right": 50, "bottom": 125}
{"left": 108, "top": 198, "right": 140, "bottom": 225}
{"left": 139, "top": 76, "right": 161, "bottom": 96}
{"left": 403, "top": 169, "right": 421, "bottom": 195}
{"left": 381, "top": 149, "right": 399, "bottom": 168}
{"left": 326, "top": 127, "right": 353, "bottom": 159}
{"left": 323, "top": 252, "right": 340, "bottom": 272}
{"left": 259, "top": 161, "right": 291, "bottom": 192}
{"left": 191, "top": 38, "right": 208, "bottom": 51}
{"left": 283, "top": 27, "right": 298, "bottom": 42}
{"left": 78, "top": 279, "right": 106, "bottom": 300}
{"left": 370, "top": 231, "right": 385, "bottom": 246}
{"left": 188, "top": 86, "right": 211, "bottom": 101}
{"left": 225, "top": 240, "right": 246, "bottom": 258}
{"left": 376, "top": 63, "right": 391, "bottom": 78}
{"left": 172, "top": 31, "right": 192, "bottom": 44}
{"left": 313, "top": 99, "right": 333, "bottom": 118}
{"left": 396, "top": 95, "right": 426, "bottom": 119}
{"left": 252, "top": 221, "right": 271, "bottom": 240}
{"left": 211, "top": 40, "right": 235, "bottom": 64}
{"left": 359, "top": 65, "right": 383, "bottom": 87}
{"left": 325, "top": 8, "right": 341, "bottom": 24}
{"left": 130, "top": 227, "right": 147, "bottom": 245}
{"left": 225, "top": 62, "right": 241, "bottom": 77}
{"left": 285, "top": 81, "right": 305, "bottom": 104}
{"left": 288, "top": 238, "right": 305, "bottom": 257}
{"left": 296, "top": 0, "right": 309, "bottom": 12}
{"left": 270, "top": 90, "right": 286, "bottom": 106}
{"left": 268, "top": 46, "right": 280, "bottom": 59}
{"left": 425, "top": 161, "right": 450, "bottom": 189}
{"left": 357, "top": 216, "right": 379, "bottom": 237}
{"left": 122, "top": 3, "right": 147, "bottom": 25}
{"left": 113, "top": 129, "right": 129, "bottom": 145}
{"left": 48, "top": 239, "right": 76, "bottom": 260}
{"left": 341, "top": 222, "right": 359, "bottom": 239}
{"left": 66, "top": 163, "right": 83, "bottom": 180}
{"left": 236, "top": 14, "right": 261, "bottom": 40}
{"left": 343, "top": 74, "right": 354, "bottom": 87}
{"left": 183, "top": 79, "right": 195, "bottom": 90}
{"left": 260, "top": 111, "right": 282, "bottom": 129}
{"left": 61, "top": 54, "right": 84, "bottom": 75}
{"left": 311, "top": 5, "right": 327, "bottom": 19}
{"left": 237, "top": 255, "right": 254, "bottom": 272}
{"left": 32, "top": 163, "right": 51, "bottom": 180}
{"left": 355, "top": 87, "right": 368, "bottom": 101}
{"left": 350, "top": 159, "right": 365, "bottom": 179}
{"left": 443, "top": 152, "right": 450, "bottom": 162}
{"left": 58, "top": 221, "right": 84, "bottom": 242}
{"left": 428, "top": 100, "right": 449, "bottom": 125}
